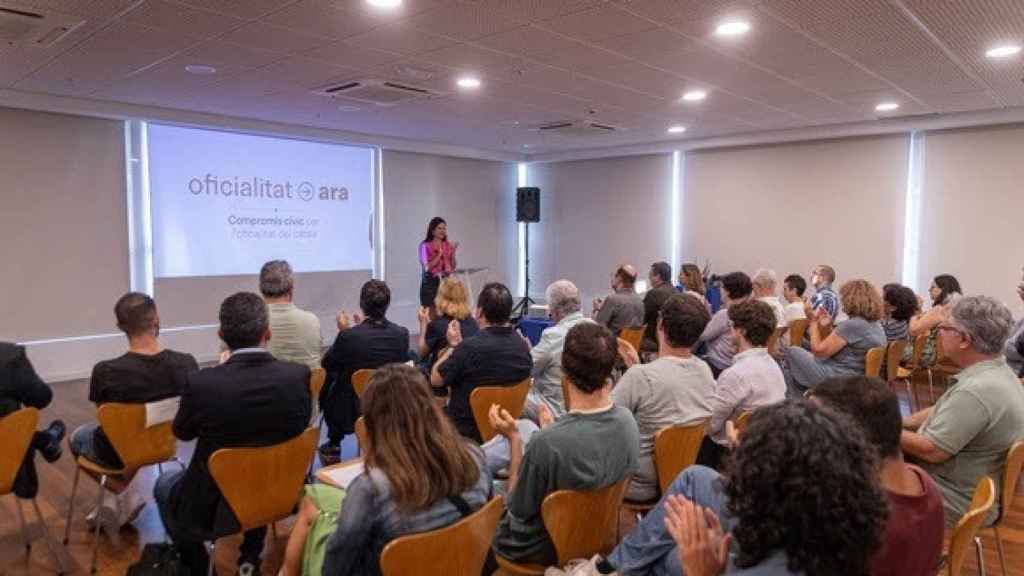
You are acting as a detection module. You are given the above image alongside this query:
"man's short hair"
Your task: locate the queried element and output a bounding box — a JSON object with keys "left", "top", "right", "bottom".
{"left": 546, "top": 280, "right": 581, "bottom": 318}
{"left": 659, "top": 294, "right": 711, "bottom": 348}
{"left": 220, "top": 292, "right": 269, "bottom": 350}
{"left": 615, "top": 265, "right": 637, "bottom": 287}
{"left": 810, "top": 376, "right": 902, "bottom": 459}
{"left": 728, "top": 300, "right": 776, "bottom": 347}
{"left": 360, "top": 280, "right": 391, "bottom": 320}
{"left": 815, "top": 265, "right": 837, "bottom": 284}
{"left": 650, "top": 261, "right": 672, "bottom": 284}
{"left": 115, "top": 292, "right": 158, "bottom": 337}
{"left": 259, "top": 260, "right": 293, "bottom": 298}
{"left": 751, "top": 269, "right": 778, "bottom": 290}
{"left": 950, "top": 295, "right": 1014, "bottom": 355}
{"left": 562, "top": 322, "right": 617, "bottom": 394}
{"left": 721, "top": 271, "right": 753, "bottom": 300}
{"left": 477, "top": 282, "right": 513, "bottom": 325}
{"left": 784, "top": 274, "right": 807, "bottom": 297}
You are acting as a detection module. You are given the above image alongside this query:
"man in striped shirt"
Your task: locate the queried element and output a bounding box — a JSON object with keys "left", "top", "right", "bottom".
{"left": 809, "top": 264, "right": 840, "bottom": 320}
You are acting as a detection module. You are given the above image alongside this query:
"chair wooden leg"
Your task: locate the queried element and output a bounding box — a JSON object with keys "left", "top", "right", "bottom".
{"left": 974, "top": 536, "right": 986, "bottom": 576}
{"left": 927, "top": 369, "right": 935, "bottom": 404}
{"left": 31, "top": 497, "right": 67, "bottom": 575}
{"left": 90, "top": 475, "right": 107, "bottom": 574}
{"left": 14, "top": 497, "right": 31, "bottom": 551}
{"left": 993, "top": 525, "right": 1007, "bottom": 576}
{"left": 63, "top": 465, "right": 81, "bottom": 545}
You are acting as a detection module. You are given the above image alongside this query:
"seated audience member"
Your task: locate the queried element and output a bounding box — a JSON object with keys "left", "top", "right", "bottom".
{"left": 70, "top": 292, "right": 198, "bottom": 526}
{"left": 595, "top": 400, "right": 887, "bottom": 576}
{"left": 907, "top": 274, "right": 962, "bottom": 366}
{"left": 1005, "top": 267, "right": 1024, "bottom": 375}
{"left": 640, "top": 261, "right": 678, "bottom": 355}
{"left": 614, "top": 294, "right": 713, "bottom": 501}
{"left": 808, "top": 264, "right": 840, "bottom": 320}
{"left": 809, "top": 377, "right": 944, "bottom": 576}
{"left": 276, "top": 364, "right": 492, "bottom": 576}
{"left": 696, "top": 272, "right": 753, "bottom": 378}
{"left": 154, "top": 292, "right": 311, "bottom": 575}
{"left": 415, "top": 276, "right": 478, "bottom": 372}
{"left": 489, "top": 322, "right": 639, "bottom": 568}
{"left": 526, "top": 280, "right": 593, "bottom": 418}
{"left": 677, "top": 263, "right": 710, "bottom": 307}
{"left": 781, "top": 274, "right": 807, "bottom": 323}
{"left": 881, "top": 283, "right": 918, "bottom": 342}
{"left": 592, "top": 265, "right": 645, "bottom": 335}
{"left": 431, "top": 282, "right": 532, "bottom": 442}
{"left": 751, "top": 269, "right": 786, "bottom": 329}
{"left": 901, "top": 295, "right": 1024, "bottom": 526}
{"left": 0, "top": 342, "right": 65, "bottom": 500}
{"left": 320, "top": 280, "right": 409, "bottom": 463}
{"left": 698, "top": 300, "right": 785, "bottom": 470}
{"left": 261, "top": 260, "right": 322, "bottom": 369}
{"left": 784, "top": 279, "right": 886, "bottom": 395}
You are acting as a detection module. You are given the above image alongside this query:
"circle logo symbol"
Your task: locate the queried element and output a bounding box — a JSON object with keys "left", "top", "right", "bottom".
{"left": 298, "top": 182, "right": 315, "bottom": 201}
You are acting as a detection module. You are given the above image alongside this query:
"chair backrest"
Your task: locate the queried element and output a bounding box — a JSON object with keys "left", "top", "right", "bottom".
{"left": 309, "top": 368, "right": 327, "bottom": 399}
{"left": 355, "top": 416, "right": 369, "bottom": 453}
{"left": 788, "top": 318, "right": 809, "bottom": 347}
{"left": 1000, "top": 441, "right": 1024, "bottom": 522}
{"left": 619, "top": 326, "right": 644, "bottom": 353}
{"left": 352, "top": 368, "right": 375, "bottom": 400}
{"left": 885, "top": 339, "right": 908, "bottom": 381}
{"left": 653, "top": 421, "right": 707, "bottom": 494}
{"left": 948, "top": 476, "right": 996, "bottom": 576}
{"left": 209, "top": 427, "right": 319, "bottom": 531}
{"left": 908, "top": 332, "right": 928, "bottom": 370}
{"left": 561, "top": 377, "right": 571, "bottom": 411}
{"left": 864, "top": 346, "right": 886, "bottom": 378}
{"left": 541, "top": 479, "right": 630, "bottom": 566}
{"left": 380, "top": 495, "right": 505, "bottom": 576}
{"left": 766, "top": 327, "right": 787, "bottom": 356}
{"left": 97, "top": 402, "right": 178, "bottom": 473}
{"left": 733, "top": 411, "right": 752, "bottom": 438}
{"left": 0, "top": 407, "right": 39, "bottom": 495}
{"left": 469, "top": 378, "right": 531, "bottom": 442}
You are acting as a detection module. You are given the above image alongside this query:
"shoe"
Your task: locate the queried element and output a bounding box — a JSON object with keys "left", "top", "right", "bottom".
{"left": 318, "top": 442, "right": 341, "bottom": 466}
{"left": 238, "top": 560, "right": 261, "bottom": 576}
{"left": 39, "top": 420, "right": 66, "bottom": 462}
{"left": 84, "top": 505, "right": 118, "bottom": 530}
{"left": 544, "top": 555, "right": 616, "bottom": 576}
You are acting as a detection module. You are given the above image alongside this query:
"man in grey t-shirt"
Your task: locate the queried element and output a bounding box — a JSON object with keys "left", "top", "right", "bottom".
{"left": 260, "top": 260, "right": 322, "bottom": 369}
{"left": 593, "top": 264, "right": 645, "bottom": 335}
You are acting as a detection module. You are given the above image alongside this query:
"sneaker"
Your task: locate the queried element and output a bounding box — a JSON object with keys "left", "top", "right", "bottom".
{"left": 39, "top": 420, "right": 66, "bottom": 462}
{"left": 544, "top": 555, "right": 616, "bottom": 576}
{"left": 238, "top": 560, "right": 261, "bottom": 576}
{"left": 318, "top": 442, "right": 341, "bottom": 466}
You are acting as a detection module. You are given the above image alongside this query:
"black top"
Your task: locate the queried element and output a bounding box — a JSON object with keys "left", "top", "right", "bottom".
{"left": 641, "top": 283, "right": 676, "bottom": 352}
{"left": 438, "top": 326, "right": 533, "bottom": 442}
{"left": 321, "top": 318, "right": 410, "bottom": 434}
{"left": 169, "top": 351, "right": 311, "bottom": 535}
{"left": 424, "top": 315, "right": 479, "bottom": 367}
{"left": 0, "top": 342, "right": 51, "bottom": 418}
{"left": 88, "top": 349, "right": 198, "bottom": 467}
{"left": 1017, "top": 332, "right": 1024, "bottom": 378}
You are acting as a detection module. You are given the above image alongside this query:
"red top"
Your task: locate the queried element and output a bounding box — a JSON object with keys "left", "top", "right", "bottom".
{"left": 870, "top": 464, "right": 945, "bottom": 576}
{"left": 419, "top": 240, "right": 454, "bottom": 277}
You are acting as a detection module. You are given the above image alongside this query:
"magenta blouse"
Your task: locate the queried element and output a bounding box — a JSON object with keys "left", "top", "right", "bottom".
{"left": 419, "top": 240, "right": 454, "bottom": 277}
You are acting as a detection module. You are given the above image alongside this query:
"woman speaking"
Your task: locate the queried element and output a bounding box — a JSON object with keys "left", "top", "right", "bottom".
{"left": 419, "top": 217, "right": 458, "bottom": 308}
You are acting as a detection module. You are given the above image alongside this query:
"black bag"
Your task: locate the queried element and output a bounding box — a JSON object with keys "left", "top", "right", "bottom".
{"left": 127, "top": 543, "right": 190, "bottom": 576}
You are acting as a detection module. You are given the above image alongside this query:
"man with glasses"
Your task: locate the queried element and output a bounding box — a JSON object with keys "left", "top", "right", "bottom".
{"left": 900, "top": 295, "right": 1024, "bottom": 526}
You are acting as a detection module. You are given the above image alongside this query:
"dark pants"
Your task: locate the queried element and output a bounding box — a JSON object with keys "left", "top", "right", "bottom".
{"left": 420, "top": 272, "right": 441, "bottom": 308}
{"left": 154, "top": 470, "right": 267, "bottom": 574}
{"left": 70, "top": 423, "right": 123, "bottom": 469}
{"left": 12, "top": 431, "right": 58, "bottom": 499}
{"left": 695, "top": 436, "right": 728, "bottom": 471}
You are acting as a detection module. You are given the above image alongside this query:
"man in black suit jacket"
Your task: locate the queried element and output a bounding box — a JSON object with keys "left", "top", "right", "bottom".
{"left": 640, "top": 261, "right": 677, "bottom": 355}
{"left": 154, "top": 292, "right": 311, "bottom": 576}
{"left": 320, "top": 279, "right": 409, "bottom": 463}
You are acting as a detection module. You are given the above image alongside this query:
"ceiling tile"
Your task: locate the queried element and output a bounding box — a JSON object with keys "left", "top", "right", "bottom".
{"left": 454, "top": 0, "right": 606, "bottom": 24}
{"left": 173, "top": 0, "right": 291, "bottom": 19}
{"left": 302, "top": 39, "right": 404, "bottom": 68}
{"left": 344, "top": 22, "right": 457, "bottom": 55}
{"left": 219, "top": 20, "right": 332, "bottom": 54}
{"left": 535, "top": 4, "right": 660, "bottom": 43}
{"left": 263, "top": 1, "right": 390, "bottom": 40}
{"left": 121, "top": 0, "right": 246, "bottom": 37}
{"left": 403, "top": 3, "right": 525, "bottom": 41}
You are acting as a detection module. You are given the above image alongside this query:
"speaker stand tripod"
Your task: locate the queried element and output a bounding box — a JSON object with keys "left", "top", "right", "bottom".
{"left": 511, "top": 222, "right": 535, "bottom": 319}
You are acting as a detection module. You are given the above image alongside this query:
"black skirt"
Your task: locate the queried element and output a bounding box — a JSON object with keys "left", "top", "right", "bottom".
{"left": 420, "top": 272, "right": 441, "bottom": 307}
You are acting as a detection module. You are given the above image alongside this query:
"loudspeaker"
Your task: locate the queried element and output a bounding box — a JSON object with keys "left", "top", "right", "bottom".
{"left": 516, "top": 187, "right": 540, "bottom": 223}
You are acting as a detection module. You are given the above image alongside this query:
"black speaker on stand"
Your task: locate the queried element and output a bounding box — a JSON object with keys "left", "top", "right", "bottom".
{"left": 511, "top": 187, "right": 540, "bottom": 319}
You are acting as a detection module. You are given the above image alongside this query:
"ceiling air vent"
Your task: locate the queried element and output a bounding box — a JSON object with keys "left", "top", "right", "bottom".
{"left": 536, "top": 120, "right": 619, "bottom": 137}
{"left": 0, "top": 6, "right": 83, "bottom": 47}
{"left": 311, "top": 78, "right": 441, "bottom": 106}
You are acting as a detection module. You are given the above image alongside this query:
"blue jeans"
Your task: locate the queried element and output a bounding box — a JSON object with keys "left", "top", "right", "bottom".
{"left": 608, "top": 466, "right": 733, "bottom": 576}
{"left": 481, "top": 419, "right": 540, "bottom": 476}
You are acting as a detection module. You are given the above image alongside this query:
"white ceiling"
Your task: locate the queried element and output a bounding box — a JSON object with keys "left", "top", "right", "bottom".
{"left": 2, "top": 0, "right": 1024, "bottom": 156}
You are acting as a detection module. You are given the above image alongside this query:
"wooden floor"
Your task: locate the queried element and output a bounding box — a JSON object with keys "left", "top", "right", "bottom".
{"left": 1, "top": 373, "right": 1022, "bottom": 575}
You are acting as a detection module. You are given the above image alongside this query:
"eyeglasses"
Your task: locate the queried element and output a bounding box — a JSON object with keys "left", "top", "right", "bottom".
{"left": 937, "top": 324, "right": 967, "bottom": 338}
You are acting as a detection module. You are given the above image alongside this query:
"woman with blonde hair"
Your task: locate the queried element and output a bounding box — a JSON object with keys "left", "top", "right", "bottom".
{"left": 784, "top": 279, "right": 887, "bottom": 396}
{"left": 416, "top": 276, "right": 479, "bottom": 371}
{"left": 280, "top": 364, "right": 492, "bottom": 576}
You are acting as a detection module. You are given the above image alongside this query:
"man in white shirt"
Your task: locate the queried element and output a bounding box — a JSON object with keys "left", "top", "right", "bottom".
{"left": 783, "top": 273, "right": 808, "bottom": 323}
{"left": 752, "top": 268, "right": 787, "bottom": 329}
{"left": 525, "top": 280, "right": 594, "bottom": 419}
{"left": 259, "top": 260, "right": 322, "bottom": 369}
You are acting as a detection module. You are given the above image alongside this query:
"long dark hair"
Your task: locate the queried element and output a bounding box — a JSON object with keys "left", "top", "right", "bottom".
{"left": 933, "top": 274, "right": 962, "bottom": 305}
{"left": 423, "top": 217, "right": 446, "bottom": 243}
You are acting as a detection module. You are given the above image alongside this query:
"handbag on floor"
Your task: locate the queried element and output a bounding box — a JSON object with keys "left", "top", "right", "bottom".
{"left": 127, "top": 542, "right": 190, "bottom": 576}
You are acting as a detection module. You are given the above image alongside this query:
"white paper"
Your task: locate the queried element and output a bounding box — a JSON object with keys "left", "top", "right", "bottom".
{"left": 319, "top": 462, "right": 365, "bottom": 490}
{"left": 145, "top": 397, "right": 180, "bottom": 427}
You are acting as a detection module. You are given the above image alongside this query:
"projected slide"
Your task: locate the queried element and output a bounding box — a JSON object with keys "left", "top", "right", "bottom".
{"left": 147, "top": 124, "right": 374, "bottom": 278}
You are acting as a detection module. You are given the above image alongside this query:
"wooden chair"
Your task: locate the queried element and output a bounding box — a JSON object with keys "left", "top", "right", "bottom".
{"left": 766, "top": 327, "right": 786, "bottom": 357}
{"left": 864, "top": 346, "right": 885, "bottom": 378}
{"left": 622, "top": 421, "right": 707, "bottom": 517}
{"left": 896, "top": 332, "right": 928, "bottom": 406}
{"left": 733, "top": 410, "right": 753, "bottom": 438}
{"left": 1, "top": 408, "right": 67, "bottom": 574}
{"left": 351, "top": 368, "right": 375, "bottom": 399}
{"left": 65, "top": 402, "right": 181, "bottom": 573}
{"left": 988, "top": 440, "right": 1024, "bottom": 575}
{"left": 469, "top": 378, "right": 531, "bottom": 443}
{"left": 619, "top": 326, "right": 644, "bottom": 353}
{"left": 948, "top": 476, "right": 996, "bottom": 576}
{"left": 788, "top": 318, "right": 809, "bottom": 347}
{"left": 884, "top": 339, "right": 912, "bottom": 410}
{"left": 354, "top": 416, "right": 369, "bottom": 454}
{"left": 561, "top": 377, "right": 571, "bottom": 411}
{"left": 380, "top": 495, "right": 505, "bottom": 576}
{"left": 309, "top": 367, "right": 327, "bottom": 399}
{"left": 207, "top": 427, "right": 319, "bottom": 576}
{"left": 496, "top": 479, "right": 629, "bottom": 575}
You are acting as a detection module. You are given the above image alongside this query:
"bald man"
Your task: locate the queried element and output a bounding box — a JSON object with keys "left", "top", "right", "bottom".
{"left": 593, "top": 265, "right": 645, "bottom": 335}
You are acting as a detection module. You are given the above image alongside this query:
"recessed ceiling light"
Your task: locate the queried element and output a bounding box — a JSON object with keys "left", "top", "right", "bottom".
{"left": 985, "top": 44, "right": 1022, "bottom": 58}
{"left": 366, "top": 0, "right": 401, "bottom": 8}
{"left": 456, "top": 76, "right": 481, "bottom": 89}
{"left": 715, "top": 20, "right": 750, "bottom": 37}
{"left": 667, "top": 125, "right": 687, "bottom": 134}
{"left": 184, "top": 64, "right": 217, "bottom": 75}
{"left": 875, "top": 102, "right": 900, "bottom": 112}
{"left": 682, "top": 90, "right": 707, "bottom": 102}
